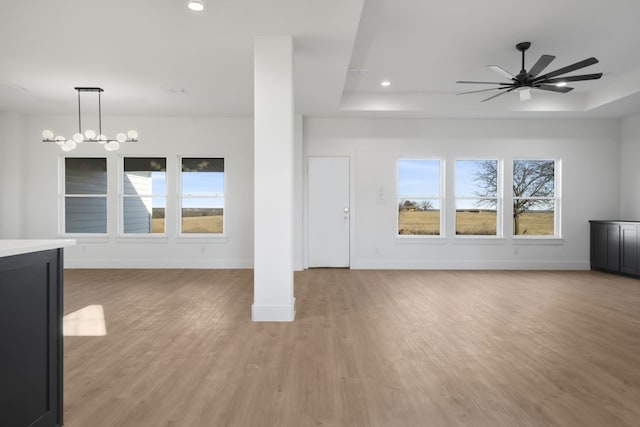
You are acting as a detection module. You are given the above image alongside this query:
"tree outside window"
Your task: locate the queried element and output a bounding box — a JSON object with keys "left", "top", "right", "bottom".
{"left": 473, "top": 159, "right": 557, "bottom": 236}
{"left": 455, "top": 160, "right": 498, "bottom": 236}
{"left": 512, "top": 160, "right": 556, "bottom": 235}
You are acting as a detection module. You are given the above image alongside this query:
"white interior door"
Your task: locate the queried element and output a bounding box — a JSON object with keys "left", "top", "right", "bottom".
{"left": 308, "top": 156, "right": 350, "bottom": 267}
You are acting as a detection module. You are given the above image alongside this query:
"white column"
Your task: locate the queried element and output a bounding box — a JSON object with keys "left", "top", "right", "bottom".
{"left": 252, "top": 36, "right": 295, "bottom": 322}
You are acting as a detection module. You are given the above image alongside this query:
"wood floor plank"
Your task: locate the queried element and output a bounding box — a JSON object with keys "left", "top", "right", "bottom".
{"left": 63, "top": 269, "right": 640, "bottom": 427}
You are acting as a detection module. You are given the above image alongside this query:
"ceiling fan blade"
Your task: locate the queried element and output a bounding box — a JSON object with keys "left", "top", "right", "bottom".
{"left": 456, "top": 81, "right": 512, "bottom": 85}
{"left": 481, "top": 87, "right": 515, "bottom": 102}
{"left": 457, "top": 87, "right": 508, "bottom": 95}
{"left": 528, "top": 54, "right": 555, "bottom": 77}
{"left": 533, "top": 57, "right": 599, "bottom": 82}
{"left": 544, "top": 73, "right": 603, "bottom": 83}
{"left": 536, "top": 84, "right": 574, "bottom": 93}
{"left": 487, "top": 65, "right": 516, "bottom": 80}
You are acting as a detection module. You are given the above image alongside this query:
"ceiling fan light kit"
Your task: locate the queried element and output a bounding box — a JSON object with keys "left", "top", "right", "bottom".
{"left": 456, "top": 41, "right": 603, "bottom": 102}
{"left": 42, "top": 87, "right": 138, "bottom": 152}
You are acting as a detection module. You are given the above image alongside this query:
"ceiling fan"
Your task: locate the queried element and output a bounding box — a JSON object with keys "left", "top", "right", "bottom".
{"left": 456, "top": 41, "right": 603, "bottom": 102}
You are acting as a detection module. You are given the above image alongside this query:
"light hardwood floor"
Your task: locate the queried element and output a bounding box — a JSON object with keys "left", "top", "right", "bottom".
{"left": 63, "top": 269, "right": 640, "bottom": 427}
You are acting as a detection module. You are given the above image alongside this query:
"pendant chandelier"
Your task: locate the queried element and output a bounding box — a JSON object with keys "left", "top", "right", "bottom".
{"left": 42, "top": 87, "right": 138, "bottom": 152}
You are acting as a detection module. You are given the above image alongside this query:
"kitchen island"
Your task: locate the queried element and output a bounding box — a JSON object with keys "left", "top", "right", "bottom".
{"left": 0, "top": 239, "right": 74, "bottom": 427}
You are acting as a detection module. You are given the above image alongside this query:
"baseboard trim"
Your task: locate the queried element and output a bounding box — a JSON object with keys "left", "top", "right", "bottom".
{"left": 252, "top": 298, "right": 296, "bottom": 322}
{"left": 350, "top": 259, "right": 590, "bottom": 270}
{"left": 64, "top": 258, "right": 254, "bottom": 269}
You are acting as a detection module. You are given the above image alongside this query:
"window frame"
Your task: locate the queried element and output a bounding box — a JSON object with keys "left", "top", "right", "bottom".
{"left": 512, "top": 158, "right": 561, "bottom": 239}
{"left": 60, "top": 156, "right": 109, "bottom": 236}
{"left": 177, "top": 156, "right": 226, "bottom": 237}
{"left": 119, "top": 156, "right": 168, "bottom": 236}
{"left": 396, "top": 158, "right": 445, "bottom": 238}
{"left": 454, "top": 158, "right": 502, "bottom": 238}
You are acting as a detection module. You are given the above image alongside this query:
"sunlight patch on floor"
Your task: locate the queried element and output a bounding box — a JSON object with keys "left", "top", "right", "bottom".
{"left": 63, "top": 305, "right": 107, "bottom": 336}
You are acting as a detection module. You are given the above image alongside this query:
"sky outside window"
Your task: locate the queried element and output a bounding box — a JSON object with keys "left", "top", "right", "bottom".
{"left": 455, "top": 160, "right": 497, "bottom": 209}
{"left": 398, "top": 159, "right": 440, "bottom": 197}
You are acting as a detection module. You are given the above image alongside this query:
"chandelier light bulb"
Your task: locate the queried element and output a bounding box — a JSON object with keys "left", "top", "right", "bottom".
{"left": 105, "top": 141, "right": 120, "bottom": 151}
{"left": 127, "top": 129, "right": 138, "bottom": 140}
{"left": 85, "top": 129, "right": 96, "bottom": 139}
{"left": 55, "top": 136, "right": 66, "bottom": 146}
{"left": 116, "top": 133, "right": 127, "bottom": 143}
{"left": 61, "top": 140, "right": 77, "bottom": 152}
{"left": 72, "top": 133, "right": 84, "bottom": 143}
{"left": 97, "top": 135, "right": 107, "bottom": 144}
{"left": 42, "top": 130, "right": 54, "bottom": 140}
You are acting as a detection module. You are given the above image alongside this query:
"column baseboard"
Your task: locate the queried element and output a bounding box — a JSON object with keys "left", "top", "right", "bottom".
{"left": 251, "top": 298, "right": 296, "bottom": 322}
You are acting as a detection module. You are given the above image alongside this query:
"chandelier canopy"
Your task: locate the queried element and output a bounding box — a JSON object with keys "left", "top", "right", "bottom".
{"left": 42, "top": 87, "right": 138, "bottom": 152}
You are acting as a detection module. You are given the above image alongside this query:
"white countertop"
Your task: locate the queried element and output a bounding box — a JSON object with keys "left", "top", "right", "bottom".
{"left": 0, "top": 239, "right": 76, "bottom": 258}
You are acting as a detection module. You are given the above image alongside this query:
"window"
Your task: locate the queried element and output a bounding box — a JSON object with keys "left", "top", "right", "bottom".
{"left": 513, "top": 159, "right": 557, "bottom": 236}
{"left": 64, "top": 158, "right": 107, "bottom": 233}
{"left": 397, "top": 159, "right": 441, "bottom": 235}
{"left": 180, "top": 158, "right": 224, "bottom": 234}
{"left": 455, "top": 160, "right": 499, "bottom": 236}
{"left": 122, "top": 157, "right": 166, "bottom": 234}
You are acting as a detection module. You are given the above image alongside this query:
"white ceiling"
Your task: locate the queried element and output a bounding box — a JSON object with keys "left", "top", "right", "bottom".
{"left": 1, "top": 0, "right": 640, "bottom": 118}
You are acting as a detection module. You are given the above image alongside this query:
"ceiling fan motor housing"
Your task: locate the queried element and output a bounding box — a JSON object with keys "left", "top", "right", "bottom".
{"left": 516, "top": 41, "right": 532, "bottom": 85}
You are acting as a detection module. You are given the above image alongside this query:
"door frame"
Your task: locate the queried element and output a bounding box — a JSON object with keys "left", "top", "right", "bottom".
{"left": 303, "top": 151, "right": 355, "bottom": 269}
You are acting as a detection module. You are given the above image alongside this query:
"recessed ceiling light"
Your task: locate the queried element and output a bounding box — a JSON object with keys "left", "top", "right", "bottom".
{"left": 380, "top": 80, "right": 391, "bottom": 87}
{"left": 556, "top": 82, "right": 568, "bottom": 87}
{"left": 186, "top": 0, "right": 205, "bottom": 12}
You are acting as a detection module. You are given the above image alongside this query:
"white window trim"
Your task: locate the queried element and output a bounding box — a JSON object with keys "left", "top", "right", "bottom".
{"left": 118, "top": 156, "right": 168, "bottom": 236}
{"left": 396, "top": 158, "right": 445, "bottom": 238}
{"left": 176, "top": 156, "right": 226, "bottom": 238}
{"left": 453, "top": 158, "right": 503, "bottom": 239}
{"left": 58, "top": 155, "right": 109, "bottom": 237}
{"left": 511, "top": 158, "right": 561, "bottom": 239}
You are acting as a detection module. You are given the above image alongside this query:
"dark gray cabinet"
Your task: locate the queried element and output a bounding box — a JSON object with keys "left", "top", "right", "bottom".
{"left": 590, "top": 220, "right": 640, "bottom": 277}
{"left": 0, "top": 249, "right": 63, "bottom": 427}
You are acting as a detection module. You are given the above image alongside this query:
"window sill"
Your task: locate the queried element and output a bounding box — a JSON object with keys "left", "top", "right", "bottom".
{"left": 512, "top": 237, "right": 564, "bottom": 245}
{"left": 454, "top": 237, "right": 505, "bottom": 245}
{"left": 115, "top": 235, "right": 169, "bottom": 244}
{"left": 176, "top": 235, "right": 227, "bottom": 243}
{"left": 395, "top": 235, "right": 448, "bottom": 244}
{"left": 57, "top": 234, "right": 109, "bottom": 244}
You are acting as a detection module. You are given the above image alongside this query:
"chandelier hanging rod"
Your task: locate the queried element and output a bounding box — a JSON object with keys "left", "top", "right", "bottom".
{"left": 75, "top": 87, "right": 104, "bottom": 137}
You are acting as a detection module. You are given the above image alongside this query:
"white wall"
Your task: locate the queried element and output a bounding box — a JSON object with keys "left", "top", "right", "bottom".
{"left": 0, "top": 112, "right": 27, "bottom": 238}
{"left": 20, "top": 115, "right": 255, "bottom": 268}
{"left": 620, "top": 114, "right": 640, "bottom": 218}
{"left": 305, "top": 118, "right": 621, "bottom": 270}
{"left": 1, "top": 114, "right": 625, "bottom": 270}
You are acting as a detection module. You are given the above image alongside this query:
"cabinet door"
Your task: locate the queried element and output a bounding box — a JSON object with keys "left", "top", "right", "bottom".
{"left": 0, "top": 250, "right": 62, "bottom": 427}
{"left": 620, "top": 224, "right": 638, "bottom": 275}
{"left": 591, "top": 223, "right": 620, "bottom": 271}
